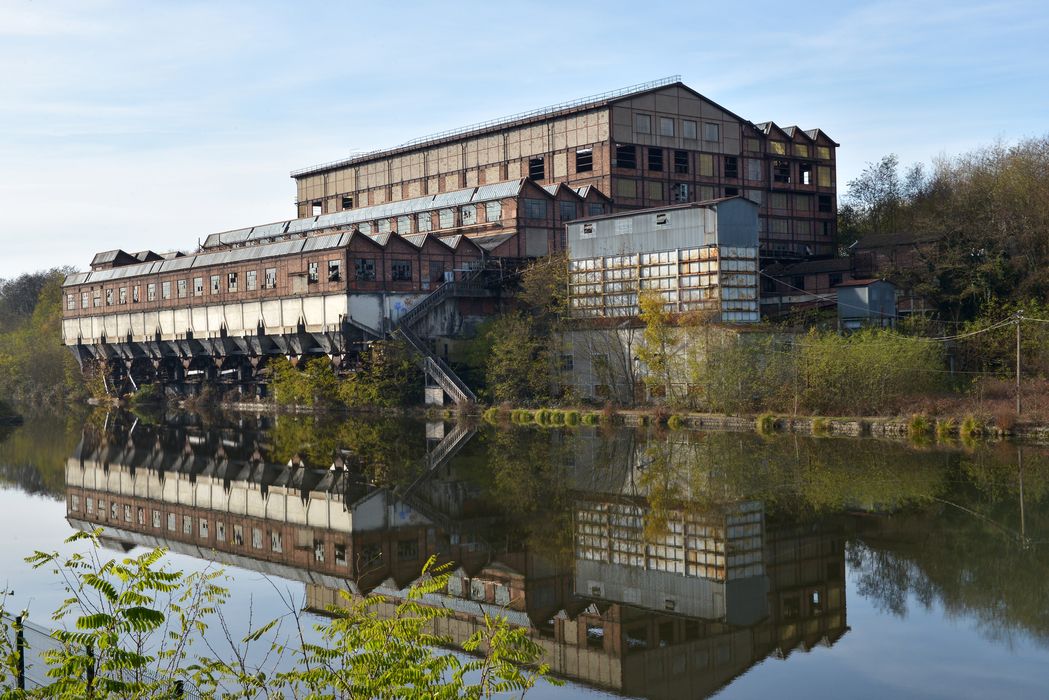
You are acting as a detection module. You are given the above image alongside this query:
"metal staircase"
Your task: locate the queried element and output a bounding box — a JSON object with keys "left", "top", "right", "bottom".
{"left": 389, "top": 271, "right": 491, "bottom": 405}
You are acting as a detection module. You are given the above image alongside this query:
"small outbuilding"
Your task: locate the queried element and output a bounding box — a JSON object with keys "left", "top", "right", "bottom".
{"left": 835, "top": 279, "right": 896, "bottom": 330}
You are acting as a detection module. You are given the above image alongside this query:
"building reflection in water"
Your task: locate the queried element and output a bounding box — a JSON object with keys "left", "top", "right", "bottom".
{"left": 63, "top": 416, "right": 847, "bottom": 699}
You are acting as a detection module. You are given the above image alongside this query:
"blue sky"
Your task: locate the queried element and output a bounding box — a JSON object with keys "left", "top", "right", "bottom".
{"left": 1, "top": 0, "right": 1048, "bottom": 278}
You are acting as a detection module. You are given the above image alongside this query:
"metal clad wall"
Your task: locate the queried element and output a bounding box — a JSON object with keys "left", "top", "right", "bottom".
{"left": 567, "top": 200, "right": 759, "bottom": 260}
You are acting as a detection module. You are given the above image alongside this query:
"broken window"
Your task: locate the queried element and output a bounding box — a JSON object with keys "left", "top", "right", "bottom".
{"left": 800, "top": 162, "right": 813, "bottom": 185}
{"left": 161, "top": 282, "right": 171, "bottom": 300}
{"left": 233, "top": 524, "right": 244, "bottom": 545}
{"left": 397, "top": 539, "right": 419, "bottom": 561}
{"left": 264, "top": 268, "right": 277, "bottom": 289}
{"left": 133, "top": 285, "right": 140, "bottom": 303}
{"left": 523, "top": 198, "right": 547, "bottom": 219}
{"left": 335, "top": 543, "right": 347, "bottom": 566}
{"left": 251, "top": 527, "right": 262, "bottom": 549}
{"left": 528, "top": 157, "right": 545, "bottom": 180}
{"left": 724, "top": 156, "right": 739, "bottom": 179}
{"left": 105, "top": 289, "right": 113, "bottom": 306}
{"left": 773, "top": 160, "right": 791, "bottom": 183}
{"left": 341, "top": 195, "right": 353, "bottom": 210}
{"left": 575, "top": 148, "right": 593, "bottom": 173}
{"left": 485, "top": 201, "right": 502, "bottom": 222}
{"left": 246, "top": 270, "right": 257, "bottom": 290}
{"left": 356, "top": 258, "right": 376, "bottom": 281}
{"left": 559, "top": 201, "right": 577, "bottom": 222}
{"left": 672, "top": 182, "right": 691, "bottom": 202}
{"left": 216, "top": 522, "right": 225, "bottom": 542}
{"left": 391, "top": 260, "right": 412, "bottom": 282}
{"left": 271, "top": 531, "right": 282, "bottom": 553}
{"left": 659, "top": 117, "right": 675, "bottom": 137}
{"left": 227, "top": 272, "right": 237, "bottom": 292}
{"left": 769, "top": 141, "right": 787, "bottom": 155}
{"left": 211, "top": 275, "right": 219, "bottom": 294}
{"left": 119, "top": 287, "right": 127, "bottom": 304}
{"left": 81, "top": 291, "right": 88, "bottom": 308}
{"left": 311, "top": 201, "right": 322, "bottom": 216}
{"left": 193, "top": 277, "right": 203, "bottom": 296}
{"left": 176, "top": 279, "right": 187, "bottom": 298}
{"left": 146, "top": 284, "right": 156, "bottom": 302}
{"left": 648, "top": 147, "right": 663, "bottom": 172}
{"left": 307, "top": 262, "right": 319, "bottom": 283}
{"left": 328, "top": 260, "right": 341, "bottom": 282}
{"left": 614, "top": 144, "right": 637, "bottom": 169}
{"left": 683, "top": 119, "right": 698, "bottom": 140}
{"left": 314, "top": 540, "right": 325, "bottom": 562}
{"left": 461, "top": 205, "right": 476, "bottom": 225}
{"left": 674, "top": 150, "right": 689, "bottom": 174}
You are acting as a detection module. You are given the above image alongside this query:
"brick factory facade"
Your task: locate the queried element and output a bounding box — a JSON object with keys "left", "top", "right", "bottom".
{"left": 292, "top": 76, "right": 838, "bottom": 260}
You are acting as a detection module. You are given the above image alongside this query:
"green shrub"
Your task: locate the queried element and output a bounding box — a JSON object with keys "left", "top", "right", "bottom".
{"left": 534, "top": 408, "right": 552, "bottom": 425}
{"left": 935, "top": 417, "right": 957, "bottom": 441}
{"left": 908, "top": 414, "right": 932, "bottom": 438}
{"left": 961, "top": 414, "right": 984, "bottom": 438}
{"left": 510, "top": 409, "right": 535, "bottom": 424}
{"left": 581, "top": 412, "right": 600, "bottom": 426}
{"left": 482, "top": 407, "right": 502, "bottom": 424}
{"left": 811, "top": 417, "right": 830, "bottom": 436}
{"left": 564, "top": 410, "right": 581, "bottom": 426}
{"left": 667, "top": 414, "right": 686, "bottom": 430}
{"left": 756, "top": 413, "right": 777, "bottom": 434}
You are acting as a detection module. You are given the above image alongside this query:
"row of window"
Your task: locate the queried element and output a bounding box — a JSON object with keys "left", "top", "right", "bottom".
{"left": 608, "top": 145, "right": 834, "bottom": 187}
{"left": 67, "top": 256, "right": 437, "bottom": 311}
{"left": 633, "top": 113, "right": 721, "bottom": 143}
{"left": 70, "top": 494, "right": 359, "bottom": 566}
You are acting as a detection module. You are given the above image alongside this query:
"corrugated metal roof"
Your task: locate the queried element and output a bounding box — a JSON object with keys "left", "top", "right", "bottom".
{"left": 158, "top": 256, "right": 195, "bottom": 272}
{"left": 400, "top": 233, "right": 428, "bottom": 248}
{"left": 248, "top": 221, "right": 290, "bottom": 240}
{"left": 91, "top": 250, "right": 123, "bottom": 265}
{"left": 66, "top": 235, "right": 352, "bottom": 286}
{"left": 286, "top": 216, "right": 318, "bottom": 234}
{"left": 472, "top": 180, "right": 524, "bottom": 202}
{"left": 198, "top": 178, "right": 550, "bottom": 251}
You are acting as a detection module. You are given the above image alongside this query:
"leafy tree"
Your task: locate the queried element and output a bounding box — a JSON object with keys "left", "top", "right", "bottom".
{"left": 0, "top": 533, "right": 553, "bottom": 698}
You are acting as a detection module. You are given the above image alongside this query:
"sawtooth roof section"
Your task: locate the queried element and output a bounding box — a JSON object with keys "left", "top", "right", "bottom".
{"left": 65, "top": 234, "right": 353, "bottom": 287}
{"left": 201, "top": 179, "right": 554, "bottom": 251}
{"left": 290, "top": 76, "right": 684, "bottom": 178}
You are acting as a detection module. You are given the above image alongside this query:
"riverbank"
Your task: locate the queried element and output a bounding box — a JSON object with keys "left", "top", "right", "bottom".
{"left": 88, "top": 391, "right": 1049, "bottom": 444}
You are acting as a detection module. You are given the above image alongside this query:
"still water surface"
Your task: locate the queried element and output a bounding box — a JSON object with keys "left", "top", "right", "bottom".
{"left": 1, "top": 410, "right": 1048, "bottom": 699}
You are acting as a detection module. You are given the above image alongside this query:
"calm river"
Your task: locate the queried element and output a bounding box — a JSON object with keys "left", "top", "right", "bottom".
{"left": 1, "top": 409, "right": 1048, "bottom": 698}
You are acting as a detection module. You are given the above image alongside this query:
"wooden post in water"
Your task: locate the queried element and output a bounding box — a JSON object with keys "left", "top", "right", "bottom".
{"left": 15, "top": 615, "right": 24, "bottom": 690}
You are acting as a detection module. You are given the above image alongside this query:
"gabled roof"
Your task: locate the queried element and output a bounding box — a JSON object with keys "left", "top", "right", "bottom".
{"left": 574, "top": 185, "right": 612, "bottom": 202}
{"left": 290, "top": 77, "right": 684, "bottom": 178}
{"left": 804, "top": 128, "right": 840, "bottom": 147}
{"left": 783, "top": 126, "right": 814, "bottom": 142}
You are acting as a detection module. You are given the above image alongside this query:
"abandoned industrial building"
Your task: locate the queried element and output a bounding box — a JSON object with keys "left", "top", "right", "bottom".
{"left": 61, "top": 76, "right": 841, "bottom": 401}
{"left": 66, "top": 418, "right": 847, "bottom": 698}
{"left": 292, "top": 76, "right": 838, "bottom": 260}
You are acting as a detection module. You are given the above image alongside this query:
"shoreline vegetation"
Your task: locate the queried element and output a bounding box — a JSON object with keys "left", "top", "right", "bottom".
{"left": 7, "top": 139, "right": 1049, "bottom": 437}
